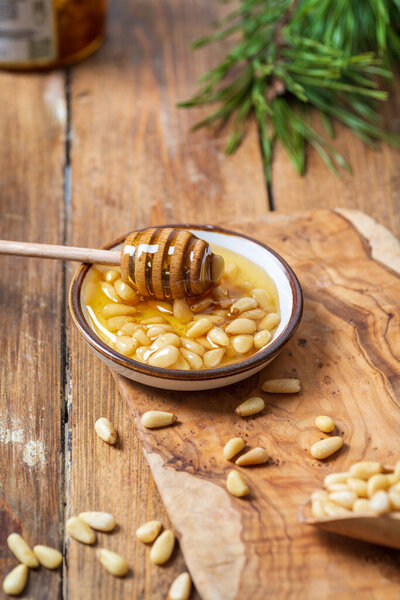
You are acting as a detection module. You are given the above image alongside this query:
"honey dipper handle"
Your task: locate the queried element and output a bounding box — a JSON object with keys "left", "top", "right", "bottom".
{"left": 0, "top": 240, "right": 121, "bottom": 266}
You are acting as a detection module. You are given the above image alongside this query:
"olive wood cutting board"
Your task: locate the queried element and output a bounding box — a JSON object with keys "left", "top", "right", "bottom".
{"left": 115, "top": 209, "right": 400, "bottom": 600}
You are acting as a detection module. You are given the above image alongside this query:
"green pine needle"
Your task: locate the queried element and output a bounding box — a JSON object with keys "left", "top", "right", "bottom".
{"left": 178, "top": 0, "right": 400, "bottom": 179}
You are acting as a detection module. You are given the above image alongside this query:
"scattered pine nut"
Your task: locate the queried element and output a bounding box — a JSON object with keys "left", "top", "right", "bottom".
{"left": 141, "top": 411, "right": 177, "bottom": 429}
{"left": 235, "top": 447, "right": 269, "bottom": 466}
{"left": 78, "top": 512, "right": 116, "bottom": 532}
{"left": 2, "top": 564, "right": 28, "bottom": 596}
{"left": 33, "top": 545, "right": 63, "bottom": 569}
{"left": 167, "top": 572, "right": 192, "bottom": 600}
{"left": 310, "top": 436, "right": 343, "bottom": 460}
{"left": 66, "top": 516, "right": 96, "bottom": 545}
{"left": 94, "top": 418, "right": 118, "bottom": 444}
{"left": 349, "top": 461, "right": 382, "bottom": 480}
{"left": 7, "top": 533, "right": 39, "bottom": 568}
{"left": 261, "top": 378, "right": 301, "bottom": 393}
{"left": 96, "top": 548, "right": 129, "bottom": 577}
{"left": 223, "top": 437, "right": 245, "bottom": 460}
{"left": 226, "top": 470, "right": 250, "bottom": 497}
{"left": 315, "top": 415, "right": 335, "bottom": 433}
{"left": 136, "top": 520, "right": 162, "bottom": 544}
{"left": 235, "top": 397, "right": 265, "bottom": 417}
{"left": 370, "top": 490, "right": 390, "bottom": 514}
{"left": 150, "top": 530, "right": 175, "bottom": 565}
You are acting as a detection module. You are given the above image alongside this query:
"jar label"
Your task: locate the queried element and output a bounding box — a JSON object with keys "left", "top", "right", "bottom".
{"left": 0, "top": 0, "right": 56, "bottom": 65}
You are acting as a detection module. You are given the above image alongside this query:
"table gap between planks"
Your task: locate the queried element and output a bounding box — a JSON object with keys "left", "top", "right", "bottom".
{"left": 0, "top": 1, "right": 399, "bottom": 599}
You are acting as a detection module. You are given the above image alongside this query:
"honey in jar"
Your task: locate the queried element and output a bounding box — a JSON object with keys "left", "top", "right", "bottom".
{"left": 0, "top": 0, "right": 107, "bottom": 70}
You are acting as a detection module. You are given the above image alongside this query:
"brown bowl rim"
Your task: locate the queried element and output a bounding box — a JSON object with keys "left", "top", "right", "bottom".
{"left": 69, "top": 224, "right": 303, "bottom": 381}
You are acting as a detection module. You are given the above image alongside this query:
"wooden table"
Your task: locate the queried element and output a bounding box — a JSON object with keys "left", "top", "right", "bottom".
{"left": 1, "top": 1, "right": 399, "bottom": 599}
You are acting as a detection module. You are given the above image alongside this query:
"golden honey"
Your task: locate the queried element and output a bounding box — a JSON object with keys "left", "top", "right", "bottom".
{"left": 83, "top": 244, "right": 281, "bottom": 370}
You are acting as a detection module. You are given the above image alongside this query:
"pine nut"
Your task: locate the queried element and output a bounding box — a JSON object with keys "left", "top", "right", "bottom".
{"left": 136, "top": 520, "right": 162, "bottom": 543}
{"left": 115, "top": 336, "right": 137, "bottom": 356}
{"left": 197, "top": 336, "right": 215, "bottom": 350}
{"left": 262, "top": 378, "right": 301, "bottom": 393}
{"left": 172, "top": 351, "right": 190, "bottom": 370}
{"left": 225, "top": 318, "right": 256, "bottom": 335}
{"left": 311, "top": 499, "right": 326, "bottom": 518}
{"left": 388, "top": 461, "right": 400, "bottom": 485}
{"left": 2, "top": 564, "right": 28, "bottom": 596}
{"left": 259, "top": 313, "right": 280, "bottom": 331}
{"left": 150, "top": 529, "right": 175, "bottom": 565}
{"left": 194, "top": 314, "right": 224, "bottom": 324}
{"left": 219, "top": 298, "right": 234, "bottom": 309}
{"left": 388, "top": 490, "right": 400, "bottom": 510}
{"left": 390, "top": 482, "right": 400, "bottom": 493}
{"left": 33, "top": 545, "right": 62, "bottom": 569}
{"left": 232, "top": 335, "right": 253, "bottom": 354}
{"left": 147, "top": 325, "right": 174, "bottom": 338}
{"left": 230, "top": 297, "right": 258, "bottom": 315}
{"left": 311, "top": 490, "right": 329, "bottom": 502}
{"left": 370, "top": 490, "right": 390, "bottom": 514}
{"left": 367, "top": 474, "right": 389, "bottom": 497}
{"left": 203, "top": 348, "right": 225, "bottom": 368}
{"left": 102, "top": 303, "right": 137, "bottom": 318}
{"left": 180, "top": 338, "right": 205, "bottom": 356}
{"left": 120, "top": 322, "right": 140, "bottom": 336}
{"left": 253, "top": 330, "right": 271, "bottom": 349}
{"left": 141, "top": 316, "right": 167, "bottom": 325}
{"left": 329, "top": 491, "right": 357, "bottom": 509}
{"left": 173, "top": 298, "right": 193, "bottom": 323}
{"left": 107, "top": 316, "right": 136, "bottom": 332}
{"left": 235, "top": 397, "right": 265, "bottom": 417}
{"left": 190, "top": 298, "right": 214, "bottom": 313}
{"left": 150, "top": 333, "right": 180, "bottom": 352}
{"left": 315, "top": 415, "right": 335, "bottom": 433}
{"left": 95, "top": 418, "right": 118, "bottom": 444}
{"left": 327, "top": 483, "right": 349, "bottom": 492}
{"left": 78, "top": 512, "right": 116, "bottom": 532}
{"left": 251, "top": 288, "right": 273, "bottom": 311}
{"left": 105, "top": 269, "right": 119, "bottom": 283}
{"left": 136, "top": 346, "right": 150, "bottom": 362}
{"left": 101, "top": 281, "right": 120, "bottom": 302}
{"left": 66, "top": 516, "right": 96, "bottom": 544}
{"left": 114, "top": 279, "right": 138, "bottom": 303}
{"left": 211, "top": 286, "right": 228, "bottom": 299}
{"left": 141, "top": 411, "right": 177, "bottom": 429}
{"left": 349, "top": 461, "right": 382, "bottom": 480}
{"left": 133, "top": 329, "right": 151, "bottom": 346}
{"left": 347, "top": 478, "right": 368, "bottom": 498}
{"left": 208, "top": 326, "right": 230, "bottom": 347}
{"left": 353, "top": 498, "right": 375, "bottom": 513}
{"left": 167, "top": 572, "right": 192, "bottom": 600}
{"left": 238, "top": 280, "right": 252, "bottom": 292}
{"left": 186, "top": 317, "right": 213, "bottom": 338}
{"left": 310, "top": 436, "right": 343, "bottom": 460}
{"left": 226, "top": 470, "right": 249, "bottom": 497}
{"left": 148, "top": 345, "right": 179, "bottom": 368}
{"left": 324, "top": 501, "right": 350, "bottom": 516}
{"left": 240, "top": 308, "right": 265, "bottom": 320}
{"left": 223, "top": 437, "right": 245, "bottom": 460}
{"left": 235, "top": 447, "right": 268, "bottom": 466}
{"left": 324, "top": 472, "right": 349, "bottom": 488}
{"left": 7, "top": 534, "right": 39, "bottom": 568}
{"left": 96, "top": 549, "right": 129, "bottom": 577}
{"left": 180, "top": 348, "right": 203, "bottom": 370}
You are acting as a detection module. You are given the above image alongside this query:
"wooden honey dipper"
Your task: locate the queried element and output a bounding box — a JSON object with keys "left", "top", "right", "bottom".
{"left": 0, "top": 227, "right": 225, "bottom": 300}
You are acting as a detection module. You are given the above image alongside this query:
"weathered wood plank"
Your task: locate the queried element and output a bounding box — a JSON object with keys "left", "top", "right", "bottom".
{"left": 0, "top": 72, "right": 66, "bottom": 598}
{"left": 271, "top": 78, "right": 400, "bottom": 237}
{"left": 66, "top": 1, "right": 268, "bottom": 598}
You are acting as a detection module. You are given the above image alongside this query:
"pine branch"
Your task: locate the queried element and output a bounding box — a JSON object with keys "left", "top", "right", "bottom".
{"left": 178, "top": 0, "right": 400, "bottom": 179}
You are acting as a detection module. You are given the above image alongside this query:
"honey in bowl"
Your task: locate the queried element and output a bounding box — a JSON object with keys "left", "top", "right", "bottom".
{"left": 83, "top": 244, "right": 280, "bottom": 370}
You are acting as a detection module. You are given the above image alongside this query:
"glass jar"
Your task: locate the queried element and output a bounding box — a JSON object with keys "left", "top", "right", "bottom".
{"left": 0, "top": 0, "right": 107, "bottom": 70}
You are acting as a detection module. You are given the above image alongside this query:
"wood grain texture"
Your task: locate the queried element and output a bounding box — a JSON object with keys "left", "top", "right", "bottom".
{"left": 117, "top": 210, "right": 400, "bottom": 600}
{"left": 65, "top": 1, "right": 268, "bottom": 598}
{"left": 271, "top": 79, "right": 400, "bottom": 238}
{"left": 0, "top": 72, "right": 66, "bottom": 597}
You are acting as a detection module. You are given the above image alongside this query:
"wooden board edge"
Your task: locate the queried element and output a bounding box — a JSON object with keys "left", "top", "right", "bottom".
{"left": 335, "top": 208, "right": 400, "bottom": 275}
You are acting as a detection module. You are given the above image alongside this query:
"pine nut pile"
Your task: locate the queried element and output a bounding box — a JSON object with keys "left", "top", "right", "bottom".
{"left": 311, "top": 461, "right": 400, "bottom": 518}
{"left": 84, "top": 247, "right": 280, "bottom": 370}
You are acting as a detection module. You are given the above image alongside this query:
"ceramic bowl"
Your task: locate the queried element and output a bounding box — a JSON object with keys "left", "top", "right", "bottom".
{"left": 69, "top": 225, "right": 303, "bottom": 390}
